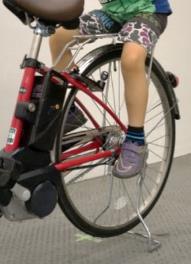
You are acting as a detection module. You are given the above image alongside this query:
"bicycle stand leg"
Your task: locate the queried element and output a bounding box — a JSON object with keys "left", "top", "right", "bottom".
{"left": 128, "top": 165, "right": 161, "bottom": 252}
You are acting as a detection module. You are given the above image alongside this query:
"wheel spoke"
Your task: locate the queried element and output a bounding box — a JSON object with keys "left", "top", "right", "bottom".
{"left": 56, "top": 48, "right": 175, "bottom": 236}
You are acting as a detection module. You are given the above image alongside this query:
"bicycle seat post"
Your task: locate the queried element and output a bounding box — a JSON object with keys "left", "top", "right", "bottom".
{"left": 28, "top": 33, "right": 43, "bottom": 60}
{"left": 28, "top": 22, "right": 55, "bottom": 60}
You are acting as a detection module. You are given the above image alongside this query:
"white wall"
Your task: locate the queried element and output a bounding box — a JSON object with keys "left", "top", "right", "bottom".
{"left": 0, "top": 1, "right": 190, "bottom": 157}
{"left": 154, "top": 1, "right": 191, "bottom": 156}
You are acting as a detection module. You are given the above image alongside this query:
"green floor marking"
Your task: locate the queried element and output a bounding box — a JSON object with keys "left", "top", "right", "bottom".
{"left": 75, "top": 233, "right": 102, "bottom": 243}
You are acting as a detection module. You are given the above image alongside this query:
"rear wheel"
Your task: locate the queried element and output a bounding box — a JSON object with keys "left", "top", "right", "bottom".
{"left": 55, "top": 44, "right": 175, "bottom": 237}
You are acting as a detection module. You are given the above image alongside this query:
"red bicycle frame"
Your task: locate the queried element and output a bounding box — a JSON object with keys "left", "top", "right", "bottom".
{"left": 3, "top": 55, "right": 126, "bottom": 174}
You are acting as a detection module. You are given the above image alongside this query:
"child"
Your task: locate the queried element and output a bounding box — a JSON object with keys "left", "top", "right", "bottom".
{"left": 49, "top": 0, "right": 172, "bottom": 178}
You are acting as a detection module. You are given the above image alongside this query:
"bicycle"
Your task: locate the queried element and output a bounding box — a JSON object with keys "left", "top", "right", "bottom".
{"left": 0, "top": 0, "right": 180, "bottom": 242}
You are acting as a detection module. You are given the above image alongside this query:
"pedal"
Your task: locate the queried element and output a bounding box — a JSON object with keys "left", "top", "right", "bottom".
{"left": 0, "top": 156, "right": 22, "bottom": 187}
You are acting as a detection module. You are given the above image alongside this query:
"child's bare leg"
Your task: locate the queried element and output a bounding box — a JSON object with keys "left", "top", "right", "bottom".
{"left": 49, "top": 27, "right": 87, "bottom": 132}
{"left": 121, "top": 42, "right": 148, "bottom": 127}
{"left": 112, "top": 13, "right": 168, "bottom": 178}
{"left": 49, "top": 27, "right": 80, "bottom": 71}
{"left": 113, "top": 42, "right": 149, "bottom": 179}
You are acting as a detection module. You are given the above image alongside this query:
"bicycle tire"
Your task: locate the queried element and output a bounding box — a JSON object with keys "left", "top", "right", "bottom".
{"left": 56, "top": 43, "right": 176, "bottom": 237}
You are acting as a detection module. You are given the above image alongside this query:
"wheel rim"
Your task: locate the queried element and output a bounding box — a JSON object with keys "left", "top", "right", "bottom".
{"left": 57, "top": 56, "right": 174, "bottom": 232}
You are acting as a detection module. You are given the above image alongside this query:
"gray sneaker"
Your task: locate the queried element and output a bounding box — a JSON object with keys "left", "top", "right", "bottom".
{"left": 112, "top": 141, "right": 148, "bottom": 178}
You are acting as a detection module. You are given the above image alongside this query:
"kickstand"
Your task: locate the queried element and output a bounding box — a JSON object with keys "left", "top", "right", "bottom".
{"left": 128, "top": 165, "right": 161, "bottom": 252}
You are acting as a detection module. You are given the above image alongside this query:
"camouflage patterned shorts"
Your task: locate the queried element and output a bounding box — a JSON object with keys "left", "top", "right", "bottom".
{"left": 79, "top": 10, "right": 167, "bottom": 52}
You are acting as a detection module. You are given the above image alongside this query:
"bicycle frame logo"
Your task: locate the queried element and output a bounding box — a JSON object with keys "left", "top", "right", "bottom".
{"left": 7, "top": 127, "right": 17, "bottom": 145}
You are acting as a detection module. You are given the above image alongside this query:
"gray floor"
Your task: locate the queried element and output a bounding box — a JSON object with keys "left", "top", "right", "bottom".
{"left": 0, "top": 154, "right": 191, "bottom": 264}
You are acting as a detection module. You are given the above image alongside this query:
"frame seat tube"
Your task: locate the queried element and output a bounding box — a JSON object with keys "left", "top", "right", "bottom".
{"left": 4, "top": 34, "right": 43, "bottom": 153}
{"left": 4, "top": 67, "right": 36, "bottom": 153}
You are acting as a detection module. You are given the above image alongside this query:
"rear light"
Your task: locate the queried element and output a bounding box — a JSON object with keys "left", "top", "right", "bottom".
{"left": 166, "top": 71, "right": 179, "bottom": 88}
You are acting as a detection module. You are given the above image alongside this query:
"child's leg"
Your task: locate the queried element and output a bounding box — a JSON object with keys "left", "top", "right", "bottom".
{"left": 49, "top": 27, "right": 79, "bottom": 71}
{"left": 121, "top": 42, "right": 148, "bottom": 128}
{"left": 113, "top": 14, "right": 168, "bottom": 178}
{"left": 49, "top": 10, "right": 120, "bottom": 132}
{"left": 49, "top": 10, "right": 120, "bottom": 71}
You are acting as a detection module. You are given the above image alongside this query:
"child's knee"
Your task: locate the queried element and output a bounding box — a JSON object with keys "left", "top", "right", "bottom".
{"left": 121, "top": 43, "right": 147, "bottom": 71}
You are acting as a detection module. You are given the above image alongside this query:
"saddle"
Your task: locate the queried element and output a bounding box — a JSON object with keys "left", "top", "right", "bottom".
{"left": 3, "top": 0, "right": 84, "bottom": 27}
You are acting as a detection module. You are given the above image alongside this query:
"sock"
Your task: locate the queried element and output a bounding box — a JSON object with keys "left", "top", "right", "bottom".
{"left": 125, "top": 125, "right": 145, "bottom": 145}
